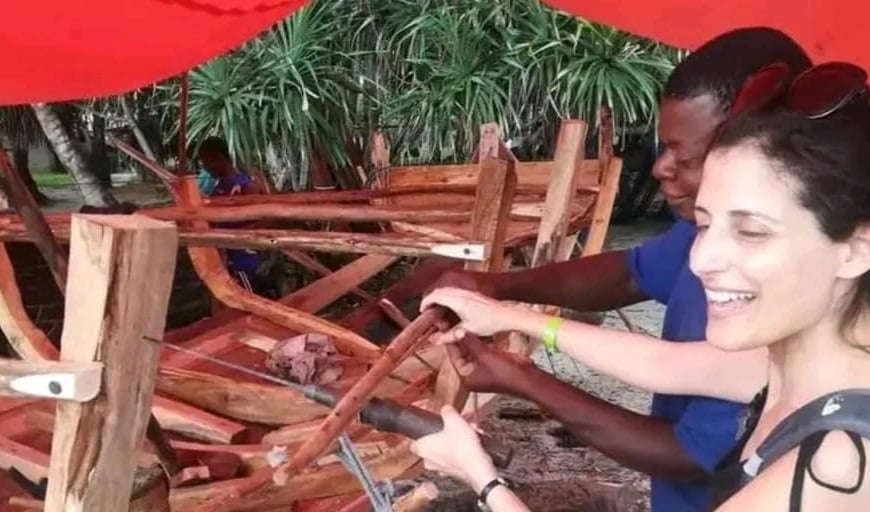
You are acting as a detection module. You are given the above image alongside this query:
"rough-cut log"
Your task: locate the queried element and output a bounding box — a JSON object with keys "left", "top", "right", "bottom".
{"left": 271, "top": 306, "right": 443, "bottom": 484}
{"left": 176, "top": 177, "right": 382, "bottom": 362}
{"left": 45, "top": 214, "right": 177, "bottom": 512}
{"left": 0, "top": 359, "right": 101, "bottom": 401}
{"left": 0, "top": 149, "right": 67, "bottom": 290}
{"left": 155, "top": 367, "right": 329, "bottom": 426}
{"left": 0, "top": 243, "right": 59, "bottom": 360}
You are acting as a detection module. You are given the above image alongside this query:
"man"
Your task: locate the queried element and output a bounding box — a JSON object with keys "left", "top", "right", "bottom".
{"left": 426, "top": 27, "right": 811, "bottom": 512}
{"left": 196, "top": 136, "right": 265, "bottom": 294}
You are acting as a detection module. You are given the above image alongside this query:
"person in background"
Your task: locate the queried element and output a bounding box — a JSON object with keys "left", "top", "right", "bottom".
{"left": 422, "top": 27, "right": 812, "bottom": 512}
{"left": 196, "top": 136, "right": 265, "bottom": 294}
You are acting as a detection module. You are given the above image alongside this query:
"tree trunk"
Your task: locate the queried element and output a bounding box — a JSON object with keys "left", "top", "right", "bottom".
{"left": 31, "top": 103, "right": 117, "bottom": 207}
{"left": 87, "top": 116, "right": 112, "bottom": 188}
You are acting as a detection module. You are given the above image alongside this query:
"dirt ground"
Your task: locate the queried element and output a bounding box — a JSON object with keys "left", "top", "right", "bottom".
{"left": 417, "top": 219, "right": 671, "bottom": 512}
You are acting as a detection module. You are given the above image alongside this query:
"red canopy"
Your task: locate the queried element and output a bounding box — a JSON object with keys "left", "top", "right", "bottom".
{"left": 1, "top": 1, "right": 867, "bottom": 105}
{"left": 544, "top": 1, "right": 865, "bottom": 68}
{"left": 1, "top": 1, "right": 306, "bottom": 105}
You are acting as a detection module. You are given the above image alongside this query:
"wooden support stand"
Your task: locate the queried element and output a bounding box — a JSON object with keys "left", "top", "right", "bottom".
{"left": 44, "top": 214, "right": 178, "bottom": 512}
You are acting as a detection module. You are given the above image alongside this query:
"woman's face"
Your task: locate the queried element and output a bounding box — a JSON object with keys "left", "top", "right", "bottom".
{"left": 689, "top": 143, "right": 842, "bottom": 351}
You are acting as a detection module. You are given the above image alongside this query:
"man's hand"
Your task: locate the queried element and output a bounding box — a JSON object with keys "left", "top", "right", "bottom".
{"left": 445, "top": 334, "right": 533, "bottom": 396}
{"left": 425, "top": 268, "right": 500, "bottom": 299}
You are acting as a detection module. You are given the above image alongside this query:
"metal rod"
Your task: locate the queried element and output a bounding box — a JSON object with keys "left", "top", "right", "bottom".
{"left": 144, "top": 336, "right": 307, "bottom": 392}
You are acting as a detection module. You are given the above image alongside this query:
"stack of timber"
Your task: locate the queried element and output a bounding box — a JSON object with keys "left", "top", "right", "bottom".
{"left": 0, "top": 119, "right": 623, "bottom": 511}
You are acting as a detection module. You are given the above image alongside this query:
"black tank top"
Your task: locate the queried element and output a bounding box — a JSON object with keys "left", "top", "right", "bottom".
{"left": 708, "top": 387, "right": 870, "bottom": 511}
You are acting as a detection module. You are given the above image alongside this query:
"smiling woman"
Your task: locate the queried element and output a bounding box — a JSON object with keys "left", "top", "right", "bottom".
{"left": 410, "top": 61, "right": 870, "bottom": 512}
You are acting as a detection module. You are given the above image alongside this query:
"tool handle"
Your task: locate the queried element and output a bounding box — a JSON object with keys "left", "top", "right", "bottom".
{"left": 360, "top": 397, "right": 513, "bottom": 469}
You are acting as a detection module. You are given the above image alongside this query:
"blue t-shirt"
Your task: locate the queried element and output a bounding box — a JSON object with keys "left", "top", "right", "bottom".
{"left": 625, "top": 219, "right": 743, "bottom": 512}
{"left": 208, "top": 172, "right": 261, "bottom": 273}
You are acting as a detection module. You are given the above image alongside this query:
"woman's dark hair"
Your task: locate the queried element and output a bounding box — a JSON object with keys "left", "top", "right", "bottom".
{"left": 712, "top": 101, "right": 870, "bottom": 340}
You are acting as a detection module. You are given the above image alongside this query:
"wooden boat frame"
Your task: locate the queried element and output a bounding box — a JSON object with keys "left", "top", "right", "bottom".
{"left": 0, "top": 113, "right": 623, "bottom": 511}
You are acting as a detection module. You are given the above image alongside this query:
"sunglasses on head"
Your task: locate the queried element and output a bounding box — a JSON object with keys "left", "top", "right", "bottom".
{"left": 729, "top": 61, "right": 868, "bottom": 122}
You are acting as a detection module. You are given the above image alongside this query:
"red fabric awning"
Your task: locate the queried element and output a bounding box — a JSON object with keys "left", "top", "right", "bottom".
{"left": 1, "top": 1, "right": 867, "bottom": 105}
{"left": 543, "top": 1, "right": 866, "bottom": 68}
{"left": 1, "top": 1, "right": 306, "bottom": 105}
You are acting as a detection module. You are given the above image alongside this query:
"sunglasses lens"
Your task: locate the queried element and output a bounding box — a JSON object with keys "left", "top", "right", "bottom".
{"left": 790, "top": 63, "right": 868, "bottom": 118}
{"left": 731, "top": 63, "right": 791, "bottom": 117}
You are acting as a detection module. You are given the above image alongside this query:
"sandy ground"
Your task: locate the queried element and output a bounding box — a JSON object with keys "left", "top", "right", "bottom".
{"left": 418, "top": 219, "right": 671, "bottom": 512}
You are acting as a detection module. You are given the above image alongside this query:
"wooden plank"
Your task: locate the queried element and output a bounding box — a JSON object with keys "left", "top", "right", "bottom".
{"left": 45, "top": 213, "right": 178, "bottom": 512}
{"left": 0, "top": 359, "right": 101, "bottom": 401}
{"left": 581, "top": 108, "right": 622, "bottom": 257}
{"left": 151, "top": 396, "right": 246, "bottom": 445}
{"left": 432, "top": 126, "right": 518, "bottom": 411}
{"left": 0, "top": 434, "right": 49, "bottom": 483}
{"left": 154, "top": 367, "right": 329, "bottom": 426}
{"left": 508, "top": 120, "right": 587, "bottom": 354}
{"left": 281, "top": 254, "right": 398, "bottom": 313}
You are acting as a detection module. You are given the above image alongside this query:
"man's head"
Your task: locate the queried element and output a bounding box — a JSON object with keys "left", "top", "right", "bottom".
{"left": 653, "top": 27, "right": 811, "bottom": 221}
{"left": 197, "top": 136, "right": 234, "bottom": 178}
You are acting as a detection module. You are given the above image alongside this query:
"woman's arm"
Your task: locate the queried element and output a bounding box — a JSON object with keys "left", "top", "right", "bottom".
{"left": 421, "top": 287, "right": 767, "bottom": 403}
{"left": 410, "top": 406, "right": 531, "bottom": 512}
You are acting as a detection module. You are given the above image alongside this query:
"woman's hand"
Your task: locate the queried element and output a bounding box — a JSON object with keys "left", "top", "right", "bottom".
{"left": 410, "top": 405, "right": 498, "bottom": 493}
{"left": 421, "top": 287, "right": 520, "bottom": 342}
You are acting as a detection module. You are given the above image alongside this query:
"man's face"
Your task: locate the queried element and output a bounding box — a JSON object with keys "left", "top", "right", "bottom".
{"left": 198, "top": 151, "right": 229, "bottom": 178}
{"left": 653, "top": 94, "right": 727, "bottom": 222}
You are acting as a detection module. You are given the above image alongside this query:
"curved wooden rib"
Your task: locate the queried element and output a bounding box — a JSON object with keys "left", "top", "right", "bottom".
{"left": 0, "top": 243, "right": 58, "bottom": 361}
{"left": 175, "top": 177, "right": 380, "bottom": 361}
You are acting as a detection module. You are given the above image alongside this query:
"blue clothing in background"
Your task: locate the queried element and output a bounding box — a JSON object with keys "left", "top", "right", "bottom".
{"left": 196, "top": 168, "right": 217, "bottom": 196}
{"left": 207, "top": 172, "right": 261, "bottom": 273}
{"left": 624, "top": 219, "right": 743, "bottom": 512}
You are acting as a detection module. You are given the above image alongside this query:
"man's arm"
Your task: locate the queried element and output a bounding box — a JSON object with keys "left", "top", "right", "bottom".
{"left": 433, "top": 250, "right": 647, "bottom": 312}
{"left": 513, "top": 364, "right": 707, "bottom": 481}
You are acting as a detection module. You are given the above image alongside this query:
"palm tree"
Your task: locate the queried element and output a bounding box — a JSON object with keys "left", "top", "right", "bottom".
{"left": 31, "top": 103, "right": 117, "bottom": 206}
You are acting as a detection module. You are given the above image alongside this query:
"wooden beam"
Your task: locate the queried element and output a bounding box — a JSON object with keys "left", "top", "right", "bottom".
{"left": 432, "top": 124, "right": 518, "bottom": 411}
{"left": 507, "top": 120, "right": 587, "bottom": 354}
{"left": 0, "top": 148, "right": 67, "bottom": 291}
{"left": 0, "top": 359, "right": 101, "bottom": 401}
{"left": 580, "top": 107, "right": 622, "bottom": 257}
{"left": 281, "top": 254, "right": 397, "bottom": 313}
{"left": 282, "top": 251, "right": 377, "bottom": 302}
{"left": 154, "top": 367, "right": 329, "bottom": 426}
{"left": 44, "top": 214, "right": 178, "bottom": 512}
{"left": 175, "top": 177, "right": 382, "bottom": 362}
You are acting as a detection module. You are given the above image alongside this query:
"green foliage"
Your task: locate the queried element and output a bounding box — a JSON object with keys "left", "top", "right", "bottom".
{"left": 154, "top": 0, "right": 682, "bottom": 188}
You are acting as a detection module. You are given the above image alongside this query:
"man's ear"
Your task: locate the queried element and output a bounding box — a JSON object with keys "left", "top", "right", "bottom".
{"left": 838, "top": 223, "right": 870, "bottom": 279}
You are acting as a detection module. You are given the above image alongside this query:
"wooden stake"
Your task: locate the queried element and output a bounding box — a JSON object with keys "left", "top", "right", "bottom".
{"left": 44, "top": 214, "right": 178, "bottom": 512}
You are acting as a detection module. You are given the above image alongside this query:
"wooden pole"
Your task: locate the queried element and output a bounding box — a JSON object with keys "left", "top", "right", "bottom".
{"left": 44, "top": 214, "right": 178, "bottom": 512}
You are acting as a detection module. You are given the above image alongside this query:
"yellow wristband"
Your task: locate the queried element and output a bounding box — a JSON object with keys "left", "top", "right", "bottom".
{"left": 541, "top": 316, "right": 562, "bottom": 353}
